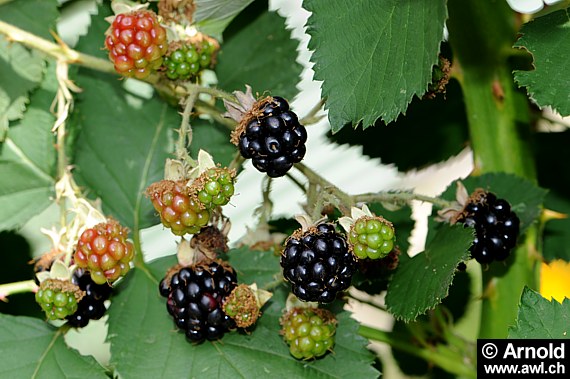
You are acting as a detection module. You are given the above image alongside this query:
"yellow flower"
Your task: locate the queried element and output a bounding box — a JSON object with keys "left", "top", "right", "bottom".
{"left": 540, "top": 259, "right": 570, "bottom": 303}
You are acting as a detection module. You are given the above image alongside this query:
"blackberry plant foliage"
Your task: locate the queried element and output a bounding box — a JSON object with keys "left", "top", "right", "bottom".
{"left": 0, "top": 0, "right": 566, "bottom": 378}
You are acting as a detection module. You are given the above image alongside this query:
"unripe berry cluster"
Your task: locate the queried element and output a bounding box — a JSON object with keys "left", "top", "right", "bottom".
{"left": 36, "top": 279, "right": 83, "bottom": 320}
{"left": 163, "top": 39, "right": 219, "bottom": 81}
{"left": 281, "top": 307, "right": 336, "bottom": 360}
{"left": 348, "top": 217, "right": 395, "bottom": 260}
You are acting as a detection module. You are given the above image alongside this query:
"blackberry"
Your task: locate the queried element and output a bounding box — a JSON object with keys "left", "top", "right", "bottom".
{"left": 280, "top": 307, "right": 336, "bottom": 360}
{"left": 281, "top": 223, "right": 356, "bottom": 303}
{"left": 235, "top": 96, "right": 307, "bottom": 178}
{"left": 67, "top": 269, "right": 113, "bottom": 328}
{"left": 159, "top": 260, "right": 238, "bottom": 343}
{"left": 457, "top": 190, "right": 520, "bottom": 264}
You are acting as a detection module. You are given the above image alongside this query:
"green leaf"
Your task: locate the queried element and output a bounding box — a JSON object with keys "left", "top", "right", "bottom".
{"left": 0, "top": 0, "right": 59, "bottom": 39}
{"left": 514, "top": 8, "right": 570, "bottom": 116}
{"left": 303, "top": 0, "right": 447, "bottom": 132}
{"left": 108, "top": 248, "right": 379, "bottom": 378}
{"left": 0, "top": 61, "right": 58, "bottom": 231}
{"left": 508, "top": 287, "right": 570, "bottom": 339}
{"left": 0, "top": 314, "right": 107, "bottom": 378}
{"left": 385, "top": 224, "right": 474, "bottom": 322}
{"left": 217, "top": 10, "right": 303, "bottom": 100}
{"left": 72, "top": 73, "right": 176, "bottom": 231}
{"left": 194, "top": 0, "right": 254, "bottom": 39}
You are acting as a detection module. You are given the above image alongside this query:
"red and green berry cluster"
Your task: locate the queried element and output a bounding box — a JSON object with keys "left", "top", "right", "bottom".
{"left": 36, "top": 279, "right": 83, "bottom": 320}
{"left": 146, "top": 180, "right": 211, "bottom": 236}
{"left": 281, "top": 307, "right": 336, "bottom": 360}
{"left": 163, "top": 39, "right": 219, "bottom": 81}
{"left": 74, "top": 219, "right": 135, "bottom": 284}
{"left": 104, "top": 10, "right": 168, "bottom": 79}
{"left": 348, "top": 217, "right": 395, "bottom": 260}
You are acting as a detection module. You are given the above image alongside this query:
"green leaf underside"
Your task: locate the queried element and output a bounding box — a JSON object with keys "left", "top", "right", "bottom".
{"left": 217, "top": 10, "right": 303, "bottom": 101}
{"left": 514, "top": 8, "right": 570, "bottom": 116}
{"left": 439, "top": 172, "right": 547, "bottom": 234}
{"left": 108, "top": 248, "right": 379, "bottom": 378}
{"left": 194, "top": 0, "right": 254, "bottom": 39}
{"left": 385, "top": 225, "right": 474, "bottom": 322}
{"left": 303, "top": 0, "right": 447, "bottom": 132}
{"left": 0, "top": 314, "right": 107, "bottom": 378}
{"left": 508, "top": 287, "right": 570, "bottom": 339}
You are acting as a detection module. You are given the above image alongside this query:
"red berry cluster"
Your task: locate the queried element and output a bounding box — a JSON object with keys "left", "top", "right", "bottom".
{"left": 104, "top": 10, "right": 168, "bottom": 79}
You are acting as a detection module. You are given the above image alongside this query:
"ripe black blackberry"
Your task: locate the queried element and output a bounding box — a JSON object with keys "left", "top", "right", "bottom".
{"left": 281, "top": 223, "right": 356, "bottom": 303}
{"left": 234, "top": 96, "right": 307, "bottom": 178}
{"left": 67, "top": 269, "right": 113, "bottom": 327}
{"left": 458, "top": 190, "right": 520, "bottom": 264}
{"left": 159, "top": 260, "right": 237, "bottom": 343}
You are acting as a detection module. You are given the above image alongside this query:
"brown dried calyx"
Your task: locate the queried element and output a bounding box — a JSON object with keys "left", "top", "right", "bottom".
{"left": 190, "top": 225, "right": 229, "bottom": 256}
{"left": 222, "top": 284, "right": 261, "bottom": 328}
{"left": 41, "top": 278, "right": 85, "bottom": 303}
{"left": 223, "top": 85, "right": 276, "bottom": 145}
{"left": 158, "top": 0, "right": 195, "bottom": 23}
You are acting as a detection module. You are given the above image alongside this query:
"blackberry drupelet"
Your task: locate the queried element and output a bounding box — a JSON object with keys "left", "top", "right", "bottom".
{"left": 281, "top": 223, "right": 356, "bottom": 303}
{"left": 280, "top": 307, "right": 336, "bottom": 360}
{"left": 458, "top": 191, "right": 520, "bottom": 264}
{"left": 159, "top": 260, "right": 238, "bottom": 343}
{"left": 238, "top": 96, "right": 307, "bottom": 178}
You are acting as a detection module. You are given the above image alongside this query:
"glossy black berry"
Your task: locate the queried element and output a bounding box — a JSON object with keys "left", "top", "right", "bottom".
{"left": 458, "top": 191, "right": 520, "bottom": 264}
{"left": 159, "top": 261, "right": 237, "bottom": 343}
{"left": 281, "top": 223, "right": 356, "bottom": 303}
{"left": 238, "top": 97, "right": 307, "bottom": 178}
{"left": 66, "top": 269, "right": 112, "bottom": 328}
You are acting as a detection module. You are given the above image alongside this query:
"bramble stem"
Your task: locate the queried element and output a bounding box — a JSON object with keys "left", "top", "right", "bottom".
{"left": 176, "top": 88, "right": 198, "bottom": 162}
{"left": 359, "top": 325, "right": 476, "bottom": 379}
{"left": 186, "top": 84, "right": 237, "bottom": 103}
{"left": 0, "top": 20, "right": 117, "bottom": 76}
{"left": 0, "top": 280, "right": 38, "bottom": 301}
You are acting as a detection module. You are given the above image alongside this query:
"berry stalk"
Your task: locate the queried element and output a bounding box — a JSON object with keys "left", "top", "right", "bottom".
{"left": 0, "top": 280, "right": 38, "bottom": 301}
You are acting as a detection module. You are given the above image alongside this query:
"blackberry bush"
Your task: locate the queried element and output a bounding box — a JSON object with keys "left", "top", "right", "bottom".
{"left": 0, "top": 1, "right": 562, "bottom": 378}
{"left": 104, "top": 10, "right": 168, "bottom": 79}
{"left": 159, "top": 260, "right": 237, "bottom": 343}
{"left": 281, "top": 223, "right": 356, "bottom": 303}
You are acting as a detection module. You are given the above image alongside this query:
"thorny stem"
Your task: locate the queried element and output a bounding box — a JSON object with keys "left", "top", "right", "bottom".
{"left": 194, "top": 100, "right": 236, "bottom": 129}
{"left": 0, "top": 280, "right": 38, "bottom": 301}
{"left": 294, "top": 162, "right": 454, "bottom": 217}
{"left": 176, "top": 87, "right": 198, "bottom": 162}
{"left": 185, "top": 83, "right": 237, "bottom": 103}
{"left": 359, "top": 326, "right": 476, "bottom": 379}
{"left": 228, "top": 151, "right": 244, "bottom": 172}
{"left": 299, "top": 98, "right": 326, "bottom": 126}
{"left": 259, "top": 177, "right": 274, "bottom": 225}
